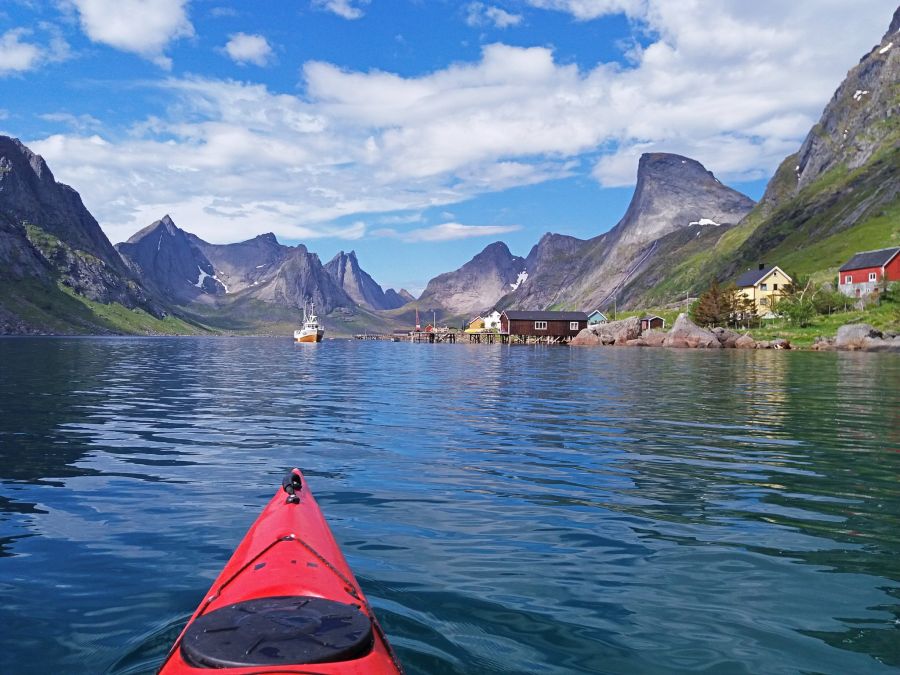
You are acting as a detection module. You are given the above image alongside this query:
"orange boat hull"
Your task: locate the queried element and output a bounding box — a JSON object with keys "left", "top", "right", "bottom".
{"left": 294, "top": 333, "right": 322, "bottom": 343}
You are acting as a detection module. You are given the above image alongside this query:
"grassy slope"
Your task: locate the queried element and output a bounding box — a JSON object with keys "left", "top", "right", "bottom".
{"left": 626, "top": 138, "right": 899, "bottom": 311}
{"left": 777, "top": 199, "right": 900, "bottom": 283}
{"left": 0, "top": 277, "right": 208, "bottom": 335}
{"left": 1, "top": 223, "right": 214, "bottom": 335}
{"left": 749, "top": 302, "right": 899, "bottom": 348}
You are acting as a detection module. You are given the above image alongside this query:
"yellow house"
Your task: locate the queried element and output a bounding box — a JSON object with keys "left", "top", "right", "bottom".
{"left": 465, "top": 316, "right": 485, "bottom": 333}
{"left": 735, "top": 264, "right": 792, "bottom": 315}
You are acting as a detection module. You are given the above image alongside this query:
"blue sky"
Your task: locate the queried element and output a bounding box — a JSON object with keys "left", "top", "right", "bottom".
{"left": 0, "top": 1, "right": 894, "bottom": 293}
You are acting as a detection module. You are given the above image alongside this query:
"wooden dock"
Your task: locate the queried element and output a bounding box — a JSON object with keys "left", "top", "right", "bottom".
{"left": 355, "top": 331, "right": 571, "bottom": 345}
{"left": 354, "top": 331, "right": 459, "bottom": 343}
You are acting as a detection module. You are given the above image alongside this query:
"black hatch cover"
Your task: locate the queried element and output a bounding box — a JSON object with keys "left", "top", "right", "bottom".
{"left": 180, "top": 595, "right": 374, "bottom": 668}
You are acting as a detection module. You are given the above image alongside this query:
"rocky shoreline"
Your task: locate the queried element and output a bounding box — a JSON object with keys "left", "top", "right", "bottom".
{"left": 571, "top": 314, "right": 899, "bottom": 353}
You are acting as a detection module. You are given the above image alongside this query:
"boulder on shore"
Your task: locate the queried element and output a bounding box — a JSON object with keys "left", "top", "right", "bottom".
{"left": 812, "top": 336, "right": 835, "bottom": 351}
{"left": 571, "top": 328, "right": 603, "bottom": 346}
{"left": 835, "top": 323, "right": 881, "bottom": 350}
{"left": 580, "top": 316, "right": 642, "bottom": 345}
{"left": 626, "top": 330, "right": 668, "bottom": 347}
{"left": 734, "top": 334, "right": 757, "bottom": 349}
{"left": 712, "top": 327, "right": 741, "bottom": 348}
{"left": 663, "top": 314, "right": 722, "bottom": 348}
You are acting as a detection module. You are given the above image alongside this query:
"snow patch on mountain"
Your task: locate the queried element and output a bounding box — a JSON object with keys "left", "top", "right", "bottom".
{"left": 510, "top": 270, "right": 528, "bottom": 290}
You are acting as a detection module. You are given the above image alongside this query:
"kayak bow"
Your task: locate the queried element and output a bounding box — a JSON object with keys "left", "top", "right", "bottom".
{"left": 159, "top": 469, "right": 403, "bottom": 674}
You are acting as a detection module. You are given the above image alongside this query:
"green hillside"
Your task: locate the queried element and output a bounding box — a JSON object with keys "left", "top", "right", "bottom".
{"left": 626, "top": 141, "right": 899, "bottom": 309}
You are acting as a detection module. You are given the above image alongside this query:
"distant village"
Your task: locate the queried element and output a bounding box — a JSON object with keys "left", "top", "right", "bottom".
{"left": 366, "top": 246, "right": 900, "bottom": 346}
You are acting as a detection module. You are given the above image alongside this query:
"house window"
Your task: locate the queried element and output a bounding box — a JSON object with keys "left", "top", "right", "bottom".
{"left": 845, "top": 275, "right": 852, "bottom": 284}
{"left": 760, "top": 283, "right": 768, "bottom": 291}
{"left": 759, "top": 297, "right": 769, "bottom": 306}
{"left": 868, "top": 272, "right": 877, "bottom": 282}
{"left": 535, "top": 321, "right": 547, "bottom": 330}
{"left": 569, "top": 321, "right": 579, "bottom": 330}
{"left": 773, "top": 283, "right": 778, "bottom": 291}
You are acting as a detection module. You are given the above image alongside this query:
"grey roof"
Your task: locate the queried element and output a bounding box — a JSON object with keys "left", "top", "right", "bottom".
{"left": 641, "top": 315, "right": 664, "bottom": 321}
{"left": 503, "top": 310, "right": 588, "bottom": 321}
{"left": 839, "top": 247, "right": 899, "bottom": 272}
{"left": 735, "top": 266, "right": 778, "bottom": 287}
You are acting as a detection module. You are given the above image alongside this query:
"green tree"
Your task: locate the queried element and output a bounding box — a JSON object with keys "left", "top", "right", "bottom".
{"left": 691, "top": 281, "right": 741, "bottom": 327}
{"left": 776, "top": 276, "right": 817, "bottom": 326}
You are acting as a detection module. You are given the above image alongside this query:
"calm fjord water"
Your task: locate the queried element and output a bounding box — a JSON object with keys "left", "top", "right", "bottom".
{"left": 0, "top": 338, "right": 898, "bottom": 674}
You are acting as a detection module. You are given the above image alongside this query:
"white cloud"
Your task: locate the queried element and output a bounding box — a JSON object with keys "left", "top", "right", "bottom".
{"left": 524, "top": 0, "right": 643, "bottom": 21}
{"left": 0, "top": 29, "right": 41, "bottom": 74}
{"left": 224, "top": 33, "right": 273, "bottom": 66}
{"left": 373, "top": 222, "right": 522, "bottom": 242}
{"left": 313, "top": 0, "right": 369, "bottom": 20}
{"left": 466, "top": 3, "right": 523, "bottom": 28}
{"left": 39, "top": 112, "right": 104, "bottom": 133}
{"left": 209, "top": 6, "right": 240, "bottom": 18}
{"left": 68, "top": 0, "right": 194, "bottom": 69}
{"left": 0, "top": 27, "right": 69, "bottom": 75}
{"left": 25, "top": 2, "right": 894, "bottom": 245}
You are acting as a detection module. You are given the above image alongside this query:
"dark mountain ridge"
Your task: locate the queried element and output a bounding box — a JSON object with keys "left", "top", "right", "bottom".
{"left": 0, "top": 135, "right": 160, "bottom": 323}
{"left": 325, "top": 250, "right": 406, "bottom": 310}
{"left": 417, "top": 241, "right": 527, "bottom": 317}
{"left": 499, "top": 152, "right": 755, "bottom": 310}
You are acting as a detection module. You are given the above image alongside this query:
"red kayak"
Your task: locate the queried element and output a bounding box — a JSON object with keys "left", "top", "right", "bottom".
{"left": 159, "top": 469, "right": 403, "bottom": 674}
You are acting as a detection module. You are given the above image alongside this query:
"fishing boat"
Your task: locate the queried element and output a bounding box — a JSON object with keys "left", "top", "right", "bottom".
{"left": 294, "top": 301, "right": 324, "bottom": 343}
{"left": 158, "top": 469, "right": 403, "bottom": 674}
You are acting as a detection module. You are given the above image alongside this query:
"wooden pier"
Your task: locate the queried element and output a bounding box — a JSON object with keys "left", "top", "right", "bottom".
{"left": 408, "top": 330, "right": 457, "bottom": 343}
{"left": 355, "top": 330, "right": 574, "bottom": 345}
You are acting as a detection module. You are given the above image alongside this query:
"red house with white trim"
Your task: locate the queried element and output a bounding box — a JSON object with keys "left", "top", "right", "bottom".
{"left": 838, "top": 247, "right": 900, "bottom": 297}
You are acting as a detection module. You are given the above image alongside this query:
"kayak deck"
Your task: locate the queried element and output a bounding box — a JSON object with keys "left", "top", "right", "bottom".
{"left": 159, "top": 469, "right": 403, "bottom": 674}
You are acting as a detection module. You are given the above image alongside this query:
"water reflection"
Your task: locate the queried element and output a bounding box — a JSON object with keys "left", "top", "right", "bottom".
{"left": 0, "top": 339, "right": 898, "bottom": 674}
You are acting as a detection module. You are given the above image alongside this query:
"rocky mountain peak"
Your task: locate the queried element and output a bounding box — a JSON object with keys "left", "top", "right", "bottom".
{"left": 0, "top": 135, "right": 133, "bottom": 276}
{"left": 637, "top": 153, "right": 713, "bottom": 183}
{"left": 0, "top": 136, "right": 54, "bottom": 183}
{"left": 610, "top": 152, "right": 755, "bottom": 249}
{"left": 418, "top": 240, "right": 526, "bottom": 316}
{"left": 117, "top": 214, "right": 226, "bottom": 301}
{"left": 324, "top": 248, "right": 400, "bottom": 309}
{"left": 473, "top": 241, "right": 514, "bottom": 263}
{"left": 794, "top": 10, "right": 899, "bottom": 191}
{"left": 886, "top": 7, "right": 900, "bottom": 38}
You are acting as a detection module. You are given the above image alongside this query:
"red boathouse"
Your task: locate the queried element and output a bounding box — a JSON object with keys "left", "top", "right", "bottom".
{"left": 838, "top": 247, "right": 900, "bottom": 297}
{"left": 500, "top": 310, "right": 588, "bottom": 343}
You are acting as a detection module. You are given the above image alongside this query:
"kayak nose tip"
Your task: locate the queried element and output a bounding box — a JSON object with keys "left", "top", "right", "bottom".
{"left": 282, "top": 469, "right": 303, "bottom": 503}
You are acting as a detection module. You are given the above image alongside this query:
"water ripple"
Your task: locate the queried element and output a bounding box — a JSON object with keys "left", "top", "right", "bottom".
{"left": 0, "top": 339, "right": 898, "bottom": 674}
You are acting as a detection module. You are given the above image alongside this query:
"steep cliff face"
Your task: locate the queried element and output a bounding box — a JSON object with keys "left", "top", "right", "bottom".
{"left": 610, "top": 154, "right": 756, "bottom": 250}
{"left": 187, "top": 232, "right": 287, "bottom": 295}
{"left": 204, "top": 237, "right": 352, "bottom": 313}
{"left": 116, "top": 215, "right": 225, "bottom": 303}
{"left": 417, "top": 241, "right": 526, "bottom": 316}
{"left": 503, "top": 153, "right": 754, "bottom": 310}
{"left": 795, "top": 12, "right": 900, "bottom": 191}
{"left": 324, "top": 250, "right": 401, "bottom": 310}
{"left": 717, "top": 10, "right": 900, "bottom": 281}
{"left": 620, "top": 8, "right": 900, "bottom": 307}
{"left": 246, "top": 244, "right": 353, "bottom": 315}
{"left": 0, "top": 213, "right": 49, "bottom": 281}
{"left": 0, "top": 135, "right": 158, "bottom": 315}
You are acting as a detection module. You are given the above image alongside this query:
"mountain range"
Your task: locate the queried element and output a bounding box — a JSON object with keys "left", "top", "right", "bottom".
{"left": 0, "top": 7, "right": 897, "bottom": 335}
